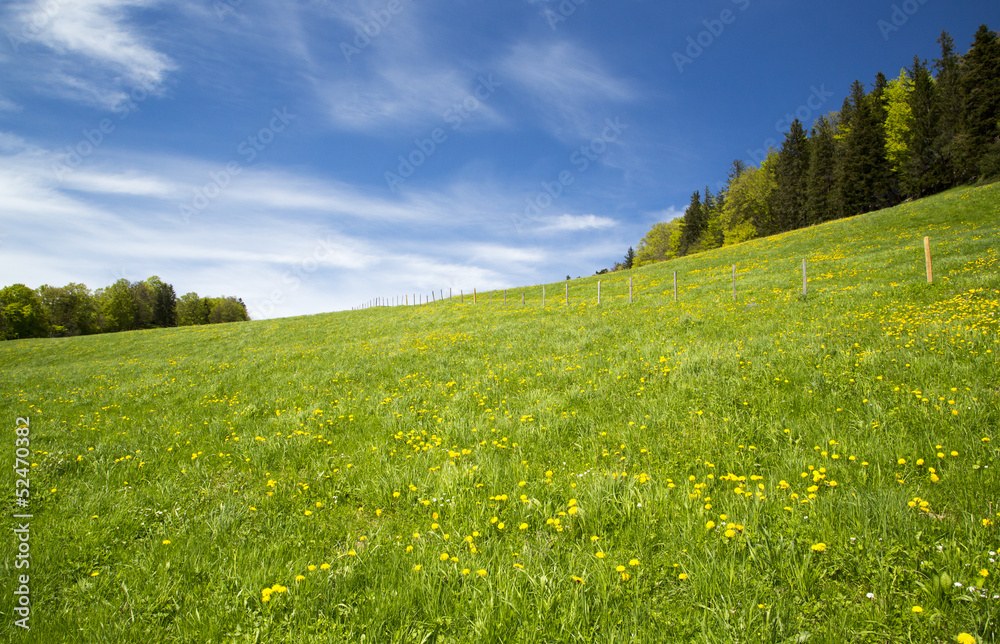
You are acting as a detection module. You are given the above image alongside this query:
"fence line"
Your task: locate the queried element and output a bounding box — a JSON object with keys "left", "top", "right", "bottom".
{"left": 350, "top": 238, "right": 937, "bottom": 310}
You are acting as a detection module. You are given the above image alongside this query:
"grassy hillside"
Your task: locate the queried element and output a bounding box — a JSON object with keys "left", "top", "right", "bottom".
{"left": 2, "top": 183, "right": 999, "bottom": 643}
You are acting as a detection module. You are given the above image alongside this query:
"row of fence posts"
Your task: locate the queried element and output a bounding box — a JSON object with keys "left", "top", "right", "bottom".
{"left": 353, "top": 239, "right": 935, "bottom": 310}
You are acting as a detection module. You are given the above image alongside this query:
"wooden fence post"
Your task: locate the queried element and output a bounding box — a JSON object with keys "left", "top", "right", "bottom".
{"left": 474, "top": 288, "right": 477, "bottom": 304}
{"left": 924, "top": 236, "right": 933, "bottom": 283}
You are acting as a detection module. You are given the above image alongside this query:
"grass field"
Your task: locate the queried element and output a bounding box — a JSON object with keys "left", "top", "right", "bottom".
{"left": 2, "top": 183, "right": 999, "bottom": 643}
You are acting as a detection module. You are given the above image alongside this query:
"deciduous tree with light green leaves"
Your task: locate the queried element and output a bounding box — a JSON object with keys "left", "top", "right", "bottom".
{"left": 720, "top": 157, "right": 775, "bottom": 246}
{"left": 883, "top": 68, "right": 915, "bottom": 175}
{"left": 634, "top": 221, "right": 682, "bottom": 267}
{"left": 0, "top": 284, "right": 50, "bottom": 339}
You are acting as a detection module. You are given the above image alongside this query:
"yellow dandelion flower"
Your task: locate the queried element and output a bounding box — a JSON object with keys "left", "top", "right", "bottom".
{"left": 413, "top": 564, "right": 422, "bottom": 571}
{"left": 705, "top": 521, "right": 716, "bottom": 530}
{"left": 477, "top": 569, "right": 487, "bottom": 577}
{"left": 162, "top": 540, "right": 171, "bottom": 545}
{"left": 956, "top": 633, "right": 976, "bottom": 644}
{"left": 629, "top": 559, "right": 639, "bottom": 567}
{"left": 678, "top": 573, "right": 688, "bottom": 580}
{"left": 519, "top": 523, "right": 529, "bottom": 530}
{"left": 912, "top": 605, "right": 923, "bottom": 613}
{"left": 295, "top": 574, "right": 305, "bottom": 581}
{"left": 439, "top": 552, "right": 450, "bottom": 561}
{"left": 595, "top": 551, "right": 606, "bottom": 559}
{"left": 811, "top": 543, "right": 827, "bottom": 552}
{"left": 616, "top": 565, "right": 626, "bottom": 572}
{"left": 979, "top": 569, "right": 989, "bottom": 578}
{"left": 320, "top": 563, "right": 330, "bottom": 570}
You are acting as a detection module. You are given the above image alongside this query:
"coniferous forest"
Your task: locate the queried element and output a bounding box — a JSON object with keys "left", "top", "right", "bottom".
{"left": 630, "top": 26, "right": 1000, "bottom": 268}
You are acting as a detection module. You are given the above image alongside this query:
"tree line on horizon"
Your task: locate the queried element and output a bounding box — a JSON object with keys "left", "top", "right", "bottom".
{"left": 0, "top": 277, "right": 250, "bottom": 341}
{"left": 627, "top": 25, "right": 1000, "bottom": 269}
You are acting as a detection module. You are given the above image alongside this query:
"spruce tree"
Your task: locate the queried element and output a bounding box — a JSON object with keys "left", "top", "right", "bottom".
{"left": 961, "top": 25, "right": 1000, "bottom": 179}
{"left": 772, "top": 119, "right": 811, "bottom": 232}
{"left": 840, "top": 79, "right": 893, "bottom": 216}
{"left": 934, "top": 31, "right": 966, "bottom": 186}
{"left": 677, "top": 191, "right": 703, "bottom": 256}
{"left": 905, "top": 57, "right": 942, "bottom": 197}
{"left": 806, "top": 115, "right": 839, "bottom": 223}
{"left": 701, "top": 186, "right": 724, "bottom": 250}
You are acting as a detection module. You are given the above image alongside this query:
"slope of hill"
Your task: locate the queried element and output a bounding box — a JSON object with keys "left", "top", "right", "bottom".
{"left": 2, "top": 183, "right": 998, "bottom": 643}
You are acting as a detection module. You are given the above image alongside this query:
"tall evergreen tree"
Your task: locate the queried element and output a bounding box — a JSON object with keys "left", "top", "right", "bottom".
{"left": 840, "top": 79, "right": 893, "bottom": 216}
{"left": 727, "top": 159, "right": 748, "bottom": 184}
{"left": 934, "top": 31, "right": 966, "bottom": 186}
{"left": 806, "top": 115, "right": 839, "bottom": 223}
{"left": 677, "top": 191, "right": 704, "bottom": 256}
{"left": 960, "top": 24, "right": 1000, "bottom": 179}
{"left": 905, "top": 57, "right": 943, "bottom": 197}
{"left": 771, "top": 119, "right": 811, "bottom": 232}
{"left": 701, "top": 186, "right": 725, "bottom": 250}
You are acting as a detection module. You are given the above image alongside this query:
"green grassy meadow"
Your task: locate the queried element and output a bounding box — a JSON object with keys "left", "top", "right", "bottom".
{"left": 2, "top": 183, "right": 999, "bottom": 643}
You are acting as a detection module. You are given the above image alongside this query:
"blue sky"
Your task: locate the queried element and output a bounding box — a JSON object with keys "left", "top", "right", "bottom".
{"left": 0, "top": 0, "right": 996, "bottom": 318}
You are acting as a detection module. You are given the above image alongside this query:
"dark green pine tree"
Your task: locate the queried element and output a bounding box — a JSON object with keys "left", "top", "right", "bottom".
{"left": 701, "top": 186, "right": 724, "bottom": 250}
{"left": 727, "top": 159, "right": 748, "bottom": 184}
{"left": 806, "top": 115, "right": 839, "bottom": 223}
{"left": 960, "top": 24, "right": 1000, "bottom": 179}
{"left": 771, "top": 119, "right": 811, "bottom": 232}
{"left": 933, "top": 31, "right": 966, "bottom": 186}
{"left": 677, "top": 190, "right": 704, "bottom": 256}
{"left": 623, "top": 246, "right": 635, "bottom": 269}
{"left": 904, "top": 56, "right": 942, "bottom": 198}
{"left": 872, "top": 71, "right": 904, "bottom": 204}
{"left": 840, "top": 79, "right": 893, "bottom": 216}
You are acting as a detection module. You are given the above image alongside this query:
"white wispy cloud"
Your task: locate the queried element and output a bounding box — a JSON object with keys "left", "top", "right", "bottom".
{"left": 6, "top": 0, "right": 175, "bottom": 108}
{"left": 538, "top": 213, "right": 617, "bottom": 233}
{"left": 500, "top": 40, "right": 637, "bottom": 141}
{"left": 0, "top": 94, "right": 20, "bottom": 112}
